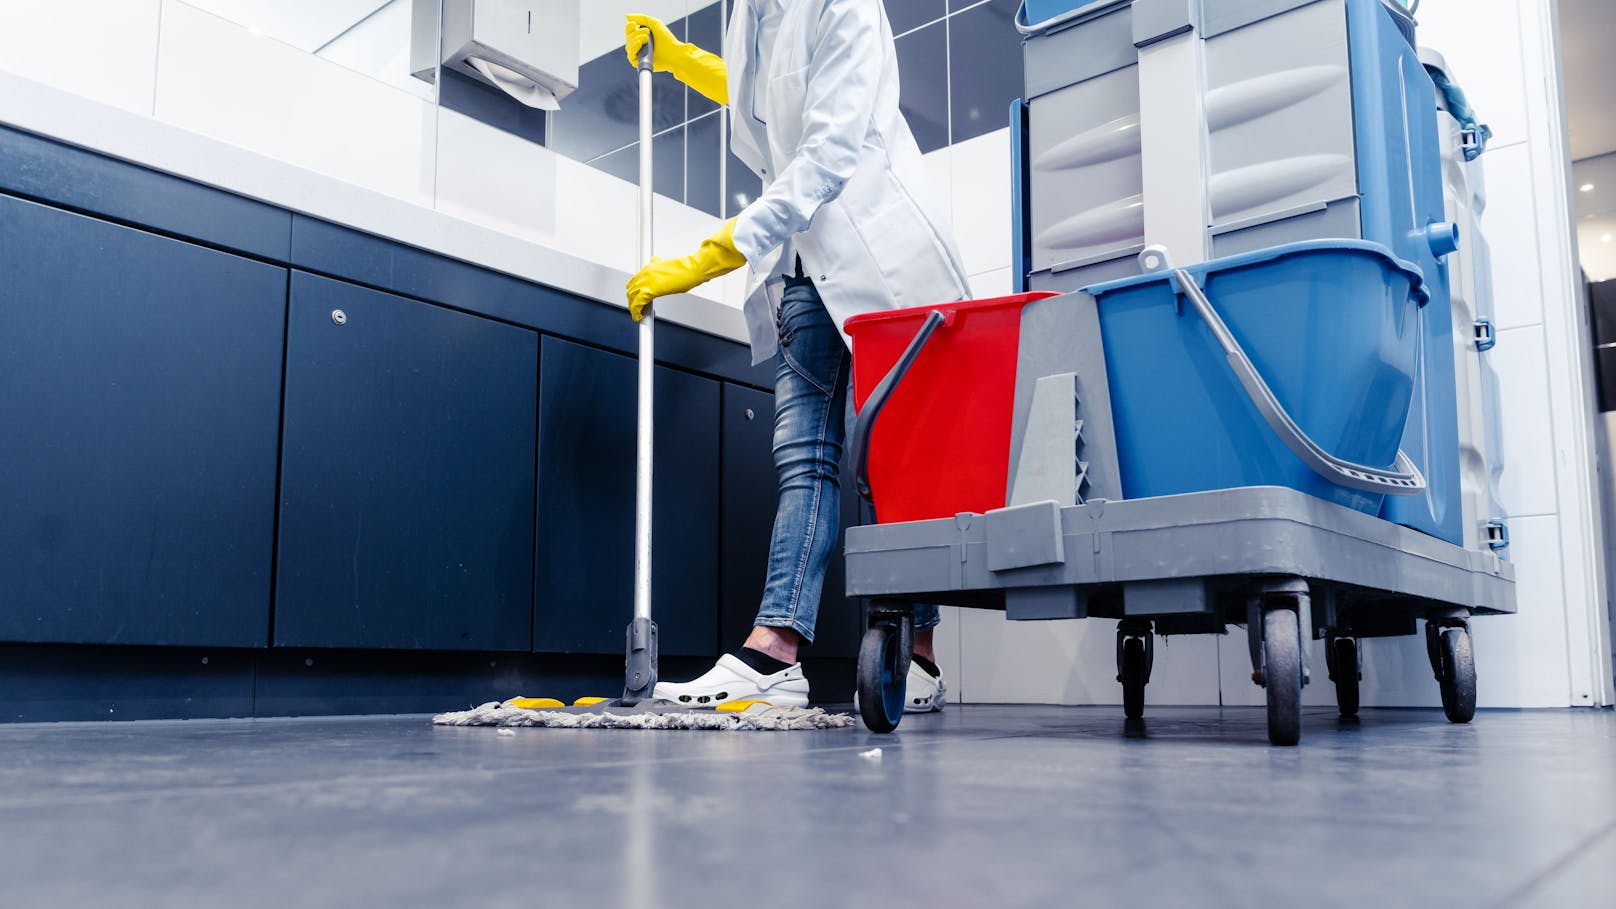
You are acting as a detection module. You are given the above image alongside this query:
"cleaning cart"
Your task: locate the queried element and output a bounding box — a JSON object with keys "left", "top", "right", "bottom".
{"left": 843, "top": 0, "right": 1516, "bottom": 744}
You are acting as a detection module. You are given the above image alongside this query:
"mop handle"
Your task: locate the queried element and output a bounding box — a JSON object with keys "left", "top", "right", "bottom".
{"left": 620, "top": 36, "right": 660, "bottom": 704}
{"left": 634, "top": 39, "right": 654, "bottom": 626}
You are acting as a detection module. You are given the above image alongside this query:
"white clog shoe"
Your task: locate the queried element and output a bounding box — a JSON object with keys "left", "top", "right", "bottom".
{"left": 652, "top": 654, "right": 811, "bottom": 708}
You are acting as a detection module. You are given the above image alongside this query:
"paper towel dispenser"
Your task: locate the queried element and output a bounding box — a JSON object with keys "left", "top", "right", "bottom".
{"left": 412, "top": 0, "right": 579, "bottom": 110}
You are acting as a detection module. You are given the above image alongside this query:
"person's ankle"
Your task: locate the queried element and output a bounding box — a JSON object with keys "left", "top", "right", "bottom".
{"left": 733, "top": 646, "right": 794, "bottom": 676}
{"left": 911, "top": 652, "right": 942, "bottom": 679}
{"left": 913, "top": 629, "right": 936, "bottom": 664}
{"left": 744, "top": 625, "right": 801, "bottom": 664}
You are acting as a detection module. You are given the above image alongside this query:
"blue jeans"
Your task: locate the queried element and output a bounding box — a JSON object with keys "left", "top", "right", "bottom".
{"left": 753, "top": 275, "right": 940, "bottom": 643}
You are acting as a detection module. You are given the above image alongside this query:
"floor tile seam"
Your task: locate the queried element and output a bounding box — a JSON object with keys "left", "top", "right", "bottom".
{"left": 1487, "top": 815, "right": 1616, "bottom": 909}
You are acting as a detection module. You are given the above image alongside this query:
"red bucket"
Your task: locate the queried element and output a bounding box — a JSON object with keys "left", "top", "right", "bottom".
{"left": 845, "top": 292, "right": 1059, "bottom": 524}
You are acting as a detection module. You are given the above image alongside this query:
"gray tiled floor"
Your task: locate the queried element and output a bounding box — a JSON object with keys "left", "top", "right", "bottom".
{"left": 0, "top": 706, "right": 1611, "bottom": 908}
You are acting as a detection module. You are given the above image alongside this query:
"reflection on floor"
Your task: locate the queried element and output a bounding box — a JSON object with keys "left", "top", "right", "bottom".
{"left": 0, "top": 706, "right": 1611, "bottom": 908}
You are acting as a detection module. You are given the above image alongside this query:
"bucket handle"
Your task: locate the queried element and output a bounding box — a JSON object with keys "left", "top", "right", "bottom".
{"left": 849, "top": 309, "right": 949, "bottom": 503}
{"left": 1148, "top": 248, "right": 1426, "bottom": 496}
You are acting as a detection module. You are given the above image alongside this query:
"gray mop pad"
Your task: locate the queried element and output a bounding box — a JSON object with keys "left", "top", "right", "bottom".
{"left": 433, "top": 701, "right": 855, "bottom": 731}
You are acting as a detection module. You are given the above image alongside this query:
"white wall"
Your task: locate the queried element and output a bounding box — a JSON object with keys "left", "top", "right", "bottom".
{"left": 1400, "top": 0, "right": 1612, "bottom": 709}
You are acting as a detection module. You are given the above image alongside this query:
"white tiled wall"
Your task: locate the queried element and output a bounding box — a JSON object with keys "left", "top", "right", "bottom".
{"left": 1475, "top": 514, "right": 1577, "bottom": 707}
{"left": 950, "top": 129, "right": 1013, "bottom": 277}
{"left": 1396, "top": 0, "right": 1610, "bottom": 708}
{"left": 578, "top": 0, "right": 697, "bottom": 62}
{"left": 316, "top": 0, "right": 434, "bottom": 100}
{"left": 930, "top": 606, "right": 966, "bottom": 701}
{"left": 0, "top": 0, "right": 162, "bottom": 116}
{"left": 1480, "top": 144, "right": 1550, "bottom": 330}
{"left": 923, "top": 143, "right": 953, "bottom": 236}
{"left": 155, "top": 1, "right": 438, "bottom": 206}
{"left": 1421, "top": 1, "right": 1533, "bottom": 150}
{"left": 1493, "top": 325, "right": 1563, "bottom": 518}
{"left": 946, "top": 610, "right": 1223, "bottom": 707}
{"left": 550, "top": 152, "right": 640, "bottom": 273}
{"left": 435, "top": 108, "right": 558, "bottom": 241}
{"left": 924, "top": 132, "right": 1018, "bottom": 302}
{"left": 968, "top": 268, "right": 1014, "bottom": 299}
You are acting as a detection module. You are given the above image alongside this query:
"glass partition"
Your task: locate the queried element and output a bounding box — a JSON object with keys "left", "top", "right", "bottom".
{"left": 543, "top": 0, "right": 748, "bottom": 218}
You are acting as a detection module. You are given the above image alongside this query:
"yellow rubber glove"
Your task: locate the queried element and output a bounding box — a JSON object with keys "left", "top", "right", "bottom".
{"left": 626, "top": 219, "right": 746, "bottom": 322}
{"left": 624, "top": 14, "right": 729, "bottom": 105}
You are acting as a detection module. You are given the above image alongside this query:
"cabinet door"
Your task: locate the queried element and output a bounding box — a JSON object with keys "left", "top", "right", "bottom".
{"left": 719, "top": 384, "right": 776, "bottom": 649}
{"left": 274, "top": 272, "right": 538, "bottom": 651}
{"left": 718, "top": 383, "right": 862, "bottom": 658}
{"left": 0, "top": 196, "right": 285, "bottom": 646}
{"left": 535, "top": 338, "right": 719, "bottom": 656}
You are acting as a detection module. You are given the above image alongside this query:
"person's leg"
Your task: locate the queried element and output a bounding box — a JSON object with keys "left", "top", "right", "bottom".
{"left": 649, "top": 277, "right": 849, "bottom": 705}
{"left": 749, "top": 277, "right": 851, "bottom": 663}
{"left": 912, "top": 607, "right": 940, "bottom": 663}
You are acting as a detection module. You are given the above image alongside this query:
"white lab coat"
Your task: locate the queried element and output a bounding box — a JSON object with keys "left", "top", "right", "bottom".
{"left": 725, "top": 0, "right": 971, "bottom": 366}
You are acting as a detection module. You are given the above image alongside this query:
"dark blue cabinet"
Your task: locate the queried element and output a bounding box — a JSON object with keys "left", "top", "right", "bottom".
{"left": 0, "top": 196, "right": 285, "bottom": 646}
{"left": 719, "top": 384, "right": 776, "bottom": 650}
{"left": 274, "top": 272, "right": 538, "bottom": 651}
{"left": 535, "top": 337, "right": 719, "bottom": 656}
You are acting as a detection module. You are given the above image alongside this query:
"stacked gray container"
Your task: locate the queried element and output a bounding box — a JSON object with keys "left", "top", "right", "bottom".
{"left": 1022, "top": 0, "right": 1367, "bottom": 293}
{"left": 1421, "top": 47, "right": 1510, "bottom": 554}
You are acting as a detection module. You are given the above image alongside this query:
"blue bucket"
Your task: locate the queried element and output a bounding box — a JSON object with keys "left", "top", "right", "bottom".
{"left": 1085, "top": 240, "right": 1427, "bottom": 514}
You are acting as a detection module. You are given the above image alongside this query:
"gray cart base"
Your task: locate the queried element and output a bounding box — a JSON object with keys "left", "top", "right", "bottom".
{"left": 844, "top": 486, "right": 1516, "bottom": 744}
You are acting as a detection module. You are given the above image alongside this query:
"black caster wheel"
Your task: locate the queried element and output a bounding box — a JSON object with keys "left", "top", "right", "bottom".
{"left": 1263, "top": 605, "right": 1303, "bottom": 746}
{"left": 1328, "top": 636, "right": 1360, "bottom": 718}
{"left": 1121, "top": 637, "right": 1146, "bottom": 719}
{"left": 1115, "top": 619, "right": 1153, "bottom": 720}
{"left": 857, "top": 610, "right": 913, "bottom": 733}
{"left": 1433, "top": 624, "right": 1477, "bottom": 723}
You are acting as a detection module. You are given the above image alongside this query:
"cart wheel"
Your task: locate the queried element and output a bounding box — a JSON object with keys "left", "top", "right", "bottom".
{"left": 857, "top": 615, "right": 911, "bottom": 733}
{"left": 1330, "top": 636, "right": 1360, "bottom": 718}
{"left": 1436, "top": 626, "right": 1477, "bottom": 724}
{"left": 1263, "top": 605, "right": 1303, "bottom": 746}
{"left": 1121, "top": 637, "right": 1146, "bottom": 719}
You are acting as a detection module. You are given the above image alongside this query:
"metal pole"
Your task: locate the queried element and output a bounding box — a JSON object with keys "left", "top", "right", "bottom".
{"left": 624, "top": 39, "right": 659, "bottom": 703}
{"left": 636, "top": 45, "right": 655, "bottom": 623}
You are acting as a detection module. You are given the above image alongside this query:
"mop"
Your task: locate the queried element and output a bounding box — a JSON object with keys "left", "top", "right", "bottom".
{"left": 433, "top": 34, "right": 850, "bottom": 733}
{"left": 433, "top": 700, "right": 853, "bottom": 731}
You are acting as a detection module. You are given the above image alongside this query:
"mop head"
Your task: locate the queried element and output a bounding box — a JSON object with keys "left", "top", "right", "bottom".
{"left": 433, "top": 700, "right": 855, "bottom": 731}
